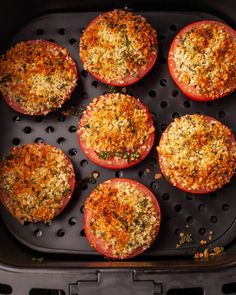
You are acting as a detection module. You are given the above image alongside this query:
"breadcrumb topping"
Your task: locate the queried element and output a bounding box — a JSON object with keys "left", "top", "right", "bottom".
{"left": 157, "top": 114, "right": 236, "bottom": 191}
{"left": 80, "top": 9, "right": 157, "bottom": 84}
{"left": 0, "top": 40, "right": 77, "bottom": 115}
{"left": 0, "top": 144, "right": 74, "bottom": 223}
{"left": 78, "top": 93, "right": 155, "bottom": 163}
{"left": 170, "top": 22, "right": 236, "bottom": 99}
{"left": 85, "top": 179, "right": 160, "bottom": 258}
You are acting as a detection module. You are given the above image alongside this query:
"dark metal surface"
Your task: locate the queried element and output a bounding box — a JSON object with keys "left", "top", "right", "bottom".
{"left": 0, "top": 11, "right": 236, "bottom": 257}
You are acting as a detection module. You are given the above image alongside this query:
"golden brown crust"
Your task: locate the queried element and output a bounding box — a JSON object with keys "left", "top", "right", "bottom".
{"left": 85, "top": 179, "right": 160, "bottom": 258}
{"left": 157, "top": 114, "right": 236, "bottom": 192}
{"left": 0, "top": 40, "right": 77, "bottom": 115}
{"left": 80, "top": 10, "right": 157, "bottom": 84}
{"left": 0, "top": 144, "right": 74, "bottom": 223}
{"left": 169, "top": 21, "right": 236, "bottom": 99}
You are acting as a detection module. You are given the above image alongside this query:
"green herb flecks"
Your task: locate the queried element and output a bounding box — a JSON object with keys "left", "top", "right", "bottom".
{"left": 98, "top": 151, "right": 111, "bottom": 159}
{"left": 32, "top": 257, "right": 44, "bottom": 263}
{"left": 125, "top": 35, "right": 131, "bottom": 47}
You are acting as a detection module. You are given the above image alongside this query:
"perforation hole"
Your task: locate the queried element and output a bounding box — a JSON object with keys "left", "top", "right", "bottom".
{"left": 92, "top": 81, "right": 99, "bottom": 88}
{"left": 186, "top": 193, "right": 193, "bottom": 200}
{"left": 69, "top": 125, "right": 77, "bottom": 133}
{"left": 151, "top": 112, "right": 157, "bottom": 122}
{"left": 150, "top": 158, "right": 157, "bottom": 165}
{"left": 160, "top": 57, "right": 167, "bottom": 64}
{"left": 210, "top": 216, "right": 217, "bottom": 223}
{"left": 0, "top": 283, "right": 12, "bottom": 294}
{"left": 210, "top": 192, "right": 217, "bottom": 199}
{"left": 199, "top": 228, "right": 206, "bottom": 235}
{"left": 81, "top": 183, "right": 88, "bottom": 191}
{"left": 81, "top": 70, "right": 88, "bottom": 78}
{"left": 69, "top": 217, "right": 77, "bottom": 225}
{"left": 80, "top": 229, "right": 86, "bottom": 237}
{"left": 222, "top": 204, "right": 229, "bottom": 211}
{"left": 12, "top": 138, "right": 20, "bottom": 145}
{"left": 80, "top": 27, "right": 85, "bottom": 34}
{"left": 160, "top": 79, "right": 167, "bottom": 87}
{"left": 138, "top": 170, "right": 144, "bottom": 177}
{"left": 162, "top": 193, "right": 170, "bottom": 201}
{"left": 57, "top": 137, "right": 65, "bottom": 145}
{"left": 57, "top": 229, "right": 65, "bottom": 237}
{"left": 35, "top": 116, "right": 43, "bottom": 122}
{"left": 171, "top": 90, "right": 179, "bottom": 97}
{"left": 206, "top": 101, "right": 213, "bottom": 107}
{"left": 58, "top": 28, "right": 66, "bottom": 35}
{"left": 174, "top": 204, "right": 182, "bottom": 212}
{"left": 58, "top": 114, "right": 66, "bottom": 122}
{"left": 69, "top": 38, "right": 77, "bottom": 45}
{"left": 24, "top": 221, "right": 30, "bottom": 226}
{"left": 150, "top": 181, "right": 158, "bottom": 190}
{"left": 35, "top": 137, "right": 44, "bottom": 143}
{"left": 36, "top": 28, "right": 44, "bottom": 36}
{"left": 34, "top": 229, "right": 43, "bottom": 238}
{"left": 159, "top": 35, "right": 166, "bottom": 42}
{"left": 13, "top": 115, "right": 20, "bottom": 123}
{"left": 198, "top": 204, "right": 205, "bottom": 212}
{"left": 24, "top": 126, "right": 32, "bottom": 134}
{"left": 218, "top": 111, "right": 225, "bottom": 118}
{"left": 170, "top": 24, "right": 177, "bottom": 32}
{"left": 186, "top": 216, "right": 193, "bottom": 224}
{"left": 80, "top": 159, "right": 88, "bottom": 167}
{"left": 183, "top": 101, "right": 191, "bottom": 108}
{"left": 82, "top": 92, "right": 88, "bottom": 99}
{"left": 161, "top": 124, "right": 167, "bottom": 131}
{"left": 69, "top": 148, "right": 77, "bottom": 156}
{"left": 46, "top": 126, "right": 54, "bottom": 133}
{"left": 115, "top": 171, "right": 123, "bottom": 178}
{"left": 172, "top": 112, "right": 180, "bottom": 119}
{"left": 149, "top": 90, "right": 156, "bottom": 97}
{"left": 48, "top": 39, "right": 55, "bottom": 43}
{"left": 160, "top": 101, "right": 168, "bottom": 108}
{"left": 80, "top": 206, "right": 84, "bottom": 214}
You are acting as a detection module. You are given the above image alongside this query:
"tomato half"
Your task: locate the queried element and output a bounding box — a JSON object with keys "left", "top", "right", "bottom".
{"left": 0, "top": 143, "right": 75, "bottom": 223}
{"left": 79, "top": 11, "right": 158, "bottom": 87}
{"left": 158, "top": 115, "right": 236, "bottom": 194}
{"left": 78, "top": 93, "right": 155, "bottom": 169}
{"left": 1, "top": 40, "right": 78, "bottom": 116}
{"left": 168, "top": 20, "right": 236, "bottom": 101}
{"left": 84, "top": 178, "right": 161, "bottom": 259}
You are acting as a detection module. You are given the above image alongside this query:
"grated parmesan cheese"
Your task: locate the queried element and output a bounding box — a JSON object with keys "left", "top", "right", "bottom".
{"left": 85, "top": 179, "right": 160, "bottom": 258}
{"left": 80, "top": 9, "right": 158, "bottom": 84}
{"left": 0, "top": 144, "right": 74, "bottom": 223}
{"left": 0, "top": 40, "right": 77, "bottom": 115}
{"left": 169, "top": 21, "right": 236, "bottom": 99}
{"left": 78, "top": 93, "right": 155, "bottom": 163}
{"left": 157, "top": 114, "right": 236, "bottom": 191}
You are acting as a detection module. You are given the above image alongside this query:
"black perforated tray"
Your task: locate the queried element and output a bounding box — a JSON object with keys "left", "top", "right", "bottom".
{"left": 0, "top": 11, "right": 236, "bottom": 257}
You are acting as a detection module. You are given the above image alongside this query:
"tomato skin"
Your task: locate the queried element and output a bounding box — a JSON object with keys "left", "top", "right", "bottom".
{"left": 0, "top": 143, "right": 75, "bottom": 222}
{"left": 79, "top": 11, "right": 158, "bottom": 87}
{"left": 78, "top": 94, "right": 155, "bottom": 169}
{"left": 158, "top": 116, "right": 236, "bottom": 194}
{"left": 2, "top": 40, "right": 78, "bottom": 116}
{"left": 168, "top": 20, "right": 236, "bottom": 101}
{"left": 84, "top": 178, "right": 161, "bottom": 259}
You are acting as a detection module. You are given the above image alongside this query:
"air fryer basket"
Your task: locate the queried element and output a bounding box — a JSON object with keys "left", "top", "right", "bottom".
{"left": 0, "top": 1, "right": 236, "bottom": 295}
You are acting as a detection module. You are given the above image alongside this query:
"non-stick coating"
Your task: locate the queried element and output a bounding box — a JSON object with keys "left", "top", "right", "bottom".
{"left": 0, "top": 11, "right": 235, "bottom": 256}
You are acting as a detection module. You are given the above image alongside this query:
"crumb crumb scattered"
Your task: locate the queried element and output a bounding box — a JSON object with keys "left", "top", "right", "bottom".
{"left": 194, "top": 246, "right": 224, "bottom": 260}
{"left": 155, "top": 173, "right": 162, "bottom": 180}
{"left": 176, "top": 232, "right": 193, "bottom": 248}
